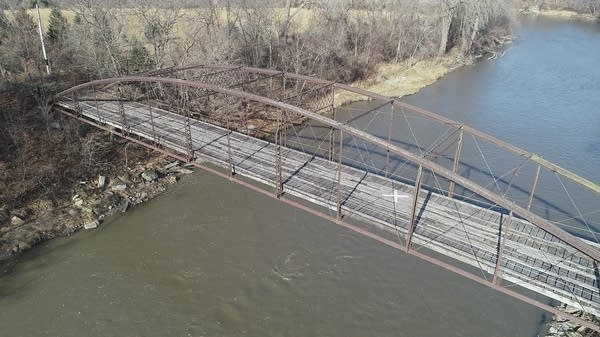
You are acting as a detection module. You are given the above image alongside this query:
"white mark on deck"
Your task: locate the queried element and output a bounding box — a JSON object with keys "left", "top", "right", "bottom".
{"left": 382, "top": 189, "right": 409, "bottom": 203}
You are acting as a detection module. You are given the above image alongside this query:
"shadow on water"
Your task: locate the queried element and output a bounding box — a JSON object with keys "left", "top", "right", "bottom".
{"left": 284, "top": 129, "right": 597, "bottom": 238}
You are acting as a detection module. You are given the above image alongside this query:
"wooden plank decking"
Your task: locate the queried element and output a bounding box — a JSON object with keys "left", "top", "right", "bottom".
{"left": 57, "top": 99, "right": 600, "bottom": 315}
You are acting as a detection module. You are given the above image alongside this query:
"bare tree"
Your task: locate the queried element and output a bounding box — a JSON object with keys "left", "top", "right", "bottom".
{"left": 135, "top": 4, "right": 182, "bottom": 68}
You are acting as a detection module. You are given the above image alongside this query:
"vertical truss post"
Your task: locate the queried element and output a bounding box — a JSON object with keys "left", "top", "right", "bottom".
{"left": 385, "top": 104, "right": 395, "bottom": 178}
{"left": 145, "top": 84, "right": 157, "bottom": 144}
{"left": 493, "top": 211, "right": 513, "bottom": 285}
{"left": 275, "top": 110, "right": 284, "bottom": 197}
{"left": 72, "top": 92, "right": 81, "bottom": 117}
{"left": 336, "top": 129, "right": 344, "bottom": 220}
{"left": 92, "top": 85, "right": 101, "bottom": 122}
{"left": 406, "top": 165, "right": 424, "bottom": 252}
{"left": 448, "top": 126, "right": 464, "bottom": 198}
{"left": 503, "top": 160, "right": 528, "bottom": 197}
{"left": 328, "top": 85, "right": 336, "bottom": 161}
{"left": 282, "top": 111, "right": 287, "bottom": 148}
{"left": 527, "top": 165, "right": 542, "bottom": 211}
{"left": 118, "top": 86, "right": 127, "bottom": 136}
{"left": 282, "top": 74, "right": 287, "bottom": 100}
{"left": 181, "top": 85, "right": 194, "bottom": 162}
{"left": 226, "top": 106, "right": 234, "bottom": 178}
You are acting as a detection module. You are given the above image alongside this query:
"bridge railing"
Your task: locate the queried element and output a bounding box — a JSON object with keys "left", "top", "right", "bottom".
{"left": 147, "top": 65, "right": 600, "bottom": 242}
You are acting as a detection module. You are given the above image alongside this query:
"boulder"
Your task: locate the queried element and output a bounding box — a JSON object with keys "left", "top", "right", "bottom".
{"left": 119, "top": 199, "right": 130, "bottom": 213}
{"left": 10, "top": 216, "right": 25, "bottom": 226}
{"left": 97, "top": 175, "right": 106, "bottom": 189}
{"left": 163, "top": 162, "right": 179, "bottom": 171}
{"left": 141, "top": 169, "right": 159, "bottom": 182}
{"left": 565, "top": 305, "right": 582, "bottom": 315}
{"left": 84, "top": 220, "right": 99, "bottom": 230}
{"left": 174, "top": 167, "right": 194, "bottom": 175}
{"left": 111, "top": 184, "right": 127, "bottom": 191}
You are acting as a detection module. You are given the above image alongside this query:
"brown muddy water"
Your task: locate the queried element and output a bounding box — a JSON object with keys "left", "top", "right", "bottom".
{"left": 1, "top": 16, "right": 599, "bottom": 337}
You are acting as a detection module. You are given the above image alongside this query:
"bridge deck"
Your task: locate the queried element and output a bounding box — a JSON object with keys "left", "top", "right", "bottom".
{"left": 57, "top": 99, "right": 600, "bottom": 314}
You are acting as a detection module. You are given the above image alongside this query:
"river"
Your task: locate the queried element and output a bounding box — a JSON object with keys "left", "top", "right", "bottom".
{"left": 1, "top": 16, "right": 598, "bottom": 337}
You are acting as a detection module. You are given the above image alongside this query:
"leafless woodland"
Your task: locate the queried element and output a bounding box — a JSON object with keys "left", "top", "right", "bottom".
{"left": 0, "top": 0, "right": 521, "bottom": 82}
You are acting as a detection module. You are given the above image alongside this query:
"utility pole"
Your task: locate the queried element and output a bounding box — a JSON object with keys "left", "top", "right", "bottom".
{"left": 35, "top": 3, "right": 50, "bottom": 75}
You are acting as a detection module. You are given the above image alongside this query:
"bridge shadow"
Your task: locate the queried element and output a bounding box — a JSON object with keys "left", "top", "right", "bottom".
{"left": 414, "top": 190, "right": 433, "bottom": 228}
{"left": 594, "top": 261, "right": 600, "bottom": 291}
{"left": 283, "top": 127, "right": 596, "bottom": 238}
{"left": 340, "top": 171, "right": 368, "bottom": 208}
{"left": 282, "top": 154, "right": 315, "bottom": 185}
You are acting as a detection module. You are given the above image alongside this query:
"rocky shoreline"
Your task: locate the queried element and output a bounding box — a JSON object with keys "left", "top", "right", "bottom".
{"left": 0, "top": 154, "right": 193, "bottom": 261}
{"left": 542, "top": 304, "right": 600, "bottom": 337}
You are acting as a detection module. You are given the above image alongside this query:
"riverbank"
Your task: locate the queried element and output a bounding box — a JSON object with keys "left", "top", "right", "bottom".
{"left": 1, "top": 43, "right": 487, "bottom": 261}
{"left": 356, "top": 49, "right": 471, "bottom": 98}
{"left": 0, "top": 83, "right": 199, "bottom": 260}
{"left": 0, "top": 142, "right": 194, "bottom": 260}
{"left": 521, "top": 6, "right": 599, "bottom": 21}
{"left": 542, "top": 304, "right": 600, "bottom": 336}
{"left": 331, "top": 49, "right": 472, "bottom": 107}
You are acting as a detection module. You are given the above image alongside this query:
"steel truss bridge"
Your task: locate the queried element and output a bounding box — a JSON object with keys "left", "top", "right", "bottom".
{"left": 53, "top": 65, "right": 600, "bottom": 332}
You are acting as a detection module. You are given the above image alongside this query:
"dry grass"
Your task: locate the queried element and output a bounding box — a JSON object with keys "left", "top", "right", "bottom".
{"left": 333, "top": 49, "right": 468, "bottom": 106}
{"left": 521, "top": 7, "right": 598, "bottom": 20}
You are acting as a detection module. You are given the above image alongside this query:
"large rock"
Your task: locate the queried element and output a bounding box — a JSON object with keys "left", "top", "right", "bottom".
{"left": 111, "top": 184, "right": 127, "bottom": 191}
{"left": 84, "top": 220, "right": 99, "bottom": 229}
{"left": 119, "top": 199, "right": 130, "bottom": 213}
{"left": 163, "top": 162, "right": 179, "bottom": 171}
{"left": 10, "top": 216, "right": 25, "bottom": 226}
{"left": 141, "top": 169, "right": 159, "bottom": 182}
{"left": 174, "top": 167, "right": 194, "bottom": 175}
{"left": 97, "top": 175, "right": 106, "bottom": 189}
{"left": 565, "top": 305, "right": 582, "bottom": 315}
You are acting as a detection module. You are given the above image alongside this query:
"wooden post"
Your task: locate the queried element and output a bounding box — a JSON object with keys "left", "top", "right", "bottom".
{"left": 406, "top": 165, "right": 424, "bottom": 252}
{"left": 448, "top": 127, "right": 464, "bottom": 198}
{"left": 336, "top": 129, "right": 344, "bottom": 219}
{"left": 527, "top": 165, "right": 541, "bottom": 211}
{"left": 493, "top": 211, "right": 513, "bottom": 285}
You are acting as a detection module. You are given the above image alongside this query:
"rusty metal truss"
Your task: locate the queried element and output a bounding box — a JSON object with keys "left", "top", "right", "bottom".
{"left": 53, "top": 65, "right": 600, "bottom": 332}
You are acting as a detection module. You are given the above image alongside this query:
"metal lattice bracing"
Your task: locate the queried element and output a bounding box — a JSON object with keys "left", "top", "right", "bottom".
{"left": 53, "top": 65, "right": 600, "bottom": 332}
